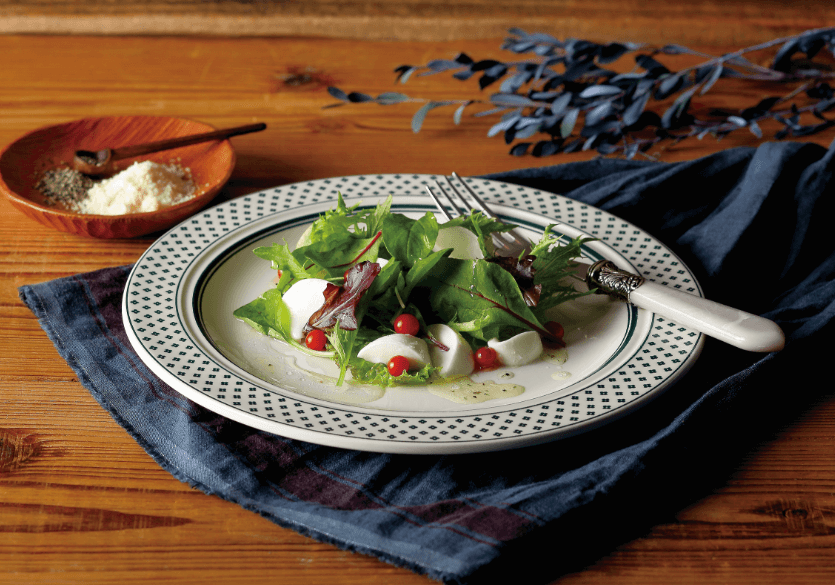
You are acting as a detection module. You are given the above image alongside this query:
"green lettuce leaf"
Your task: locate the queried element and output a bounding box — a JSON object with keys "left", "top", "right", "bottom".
{"left": 423, "top": 257, "right": 547, "bottom": 342}
{"left": 348, "top": 360, "right": 437, "bottom": 387}
{"left": 232, "top": 290, "right": 334, "bottom": 358}
{"left": 382, "top": 211, "right": 439, "bottom": 266}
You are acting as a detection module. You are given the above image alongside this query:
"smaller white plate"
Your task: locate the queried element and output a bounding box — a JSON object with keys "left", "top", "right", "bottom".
{"left": 123, "top": 174, "right": 704, "bottom": 454}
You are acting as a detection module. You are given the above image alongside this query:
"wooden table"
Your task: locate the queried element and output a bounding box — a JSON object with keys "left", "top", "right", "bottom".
{"left": 1, "top": 2, "right": 834, "bottom": 583}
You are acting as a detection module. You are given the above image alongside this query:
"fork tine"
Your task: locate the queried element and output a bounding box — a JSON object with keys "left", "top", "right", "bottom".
{"left": 445, "top": 173, "right": 532, "bottom": 256}
{"left": 446, "top": 172, "right": 498, "bottom": 220}
{"left": 424, "top": 184, "right": 453, "bottom": 220}
{"left": 427, "top": 179, "right": 469, "bottom": 220}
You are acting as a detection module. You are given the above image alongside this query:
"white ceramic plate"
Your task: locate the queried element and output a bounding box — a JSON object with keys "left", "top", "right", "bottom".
{"left": 123, "top": 174, "right": 704, "bottom": 454}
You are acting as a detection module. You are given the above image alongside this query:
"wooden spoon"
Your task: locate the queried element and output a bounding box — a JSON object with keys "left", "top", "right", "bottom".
{"left": 72, "top": 122, "right": 266, "bottom": 175}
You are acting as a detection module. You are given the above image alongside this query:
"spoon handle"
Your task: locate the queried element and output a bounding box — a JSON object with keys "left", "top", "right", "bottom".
{"left": 109, "top": 122, "right": 266, "bottom": 160}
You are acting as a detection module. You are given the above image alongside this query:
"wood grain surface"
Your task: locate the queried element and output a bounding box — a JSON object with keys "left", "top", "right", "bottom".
{"left": 1, "top": 3, "right": 835, "bottom": 583}
{"left": 1, "top": 0, "right": 834, "bottom": 43}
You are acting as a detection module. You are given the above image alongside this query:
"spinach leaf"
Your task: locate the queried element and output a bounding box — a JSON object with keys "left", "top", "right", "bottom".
{"left": 382, "top": 211, "right": 439, "bottom": 266}
{"left": 424, "top": 257, "right": 548, "bottom": 342}
{"left": 403, "top": 248, "right": 451, "bottom": 298}
{"left": 298, "top": 232, "right": 383, "bottom": 279}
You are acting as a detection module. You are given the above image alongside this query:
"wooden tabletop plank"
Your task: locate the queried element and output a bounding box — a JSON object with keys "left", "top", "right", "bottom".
{"left": 1, "top": 0, "right": 834, "bottom": 44}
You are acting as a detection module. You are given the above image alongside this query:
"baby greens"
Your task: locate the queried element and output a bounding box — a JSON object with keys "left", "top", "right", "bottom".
{"left": 233, "top": 194, "right": 591, "bottom": 387}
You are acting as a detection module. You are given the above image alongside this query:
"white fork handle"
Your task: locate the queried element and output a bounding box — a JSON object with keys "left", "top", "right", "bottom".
{"left": 585, "top": 259, "right": 784, "bottom": 352}
{"left": 629, "top": 281, "right": 785, "bottom": 352}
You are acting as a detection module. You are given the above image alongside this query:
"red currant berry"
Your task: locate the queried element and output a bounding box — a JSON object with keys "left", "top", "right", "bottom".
{"left": 393, "top": 313, "right": 420, "bottom": 336}
{"left": 387, "top": 355, "right": 410, "bottom": 377}
{"left": 474, "top": 347, "right": 498, "bottom": 369}
{"left": 545, "top": 321, "right": 564, "bottom": 339}
{"left": 304, "top": 329, "right": 327, "bottom": 351}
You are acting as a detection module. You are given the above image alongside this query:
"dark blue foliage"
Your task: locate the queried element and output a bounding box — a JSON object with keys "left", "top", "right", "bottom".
{"left": 326, "top": 27, "right": 835, "bottom": 159}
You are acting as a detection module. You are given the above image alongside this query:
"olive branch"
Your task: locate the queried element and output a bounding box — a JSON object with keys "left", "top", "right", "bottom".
{"left": 326, "top": 27, "right": 835, "bottom": 159}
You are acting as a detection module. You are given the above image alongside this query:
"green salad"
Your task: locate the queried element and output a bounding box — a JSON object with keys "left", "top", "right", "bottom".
{"left": 233, "top": 194, "right": 591, "bottom": 388}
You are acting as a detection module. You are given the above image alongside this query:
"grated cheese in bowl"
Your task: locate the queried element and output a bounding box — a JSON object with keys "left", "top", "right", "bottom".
{"left": 75, "top": 160, "right": 198, "bottom": 215}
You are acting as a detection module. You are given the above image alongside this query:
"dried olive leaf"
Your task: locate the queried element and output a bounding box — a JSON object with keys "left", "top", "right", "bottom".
{"left": 623, "top": 92, "right": 650, "bottom": 127}
{"left": 326, "top": 27, "right": 835, "bottom": 159}
{"left": 560, "top": 108, "right": 579, "bottom": 138}
{"left": 699, "top": 64, "right": 724, "bottom": 95}
{"left": 327, "top": 86, "right": 349, "bottom": 101}
{"left": 411, "top": 101, "right": 457, "bottom": 132}
{"left": 579, "top": 85, "right": 622, "bottom": 98}
{"left": 585, "top": 101, "right": 614, "bottom": 126}
{"left": 347, "top": 92, "right": 374, "bottom": 103}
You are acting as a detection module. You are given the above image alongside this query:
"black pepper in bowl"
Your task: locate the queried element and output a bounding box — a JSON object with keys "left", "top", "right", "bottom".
{"left": 35, "top": 167, "right": 98, "bottom": 208}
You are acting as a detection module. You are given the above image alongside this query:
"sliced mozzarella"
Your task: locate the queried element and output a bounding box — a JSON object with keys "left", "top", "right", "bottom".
{"left": 281, "top": 278, "right": 330, "bottom": 340}
{"left": 426, "top": 324, "right": 474, "bottom": 378}
{"left": 487, "top": 331, "right": 543, "bottom": 367}
{"left": 357, "top": 333, "right": 431, "bottom": 371}
{"left": 434, "top": 226, "right": 484, "bottom": 259}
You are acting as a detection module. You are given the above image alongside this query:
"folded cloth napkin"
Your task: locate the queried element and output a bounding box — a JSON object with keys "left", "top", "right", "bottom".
{"left": 19, "top": 139, "right": 835, "bottom": 584}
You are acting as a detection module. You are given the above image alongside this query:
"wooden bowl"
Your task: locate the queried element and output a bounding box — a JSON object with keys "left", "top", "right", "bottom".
{"left": 0, "top": 116, "right": 236, "bottom": 238}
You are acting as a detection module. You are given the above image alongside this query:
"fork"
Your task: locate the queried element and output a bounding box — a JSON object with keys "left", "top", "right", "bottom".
{"left": 426, "top": 173, "right": 786, "bottom": 353}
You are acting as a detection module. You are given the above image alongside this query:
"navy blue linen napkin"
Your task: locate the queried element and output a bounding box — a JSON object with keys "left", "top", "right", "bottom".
{"left": 19, "top": 139, "right": 835, "bottom": 584}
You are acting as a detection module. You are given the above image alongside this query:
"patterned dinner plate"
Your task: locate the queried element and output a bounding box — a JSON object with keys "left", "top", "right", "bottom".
{"left": 122, "top": 174, "right": 704, "bottom": 454}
